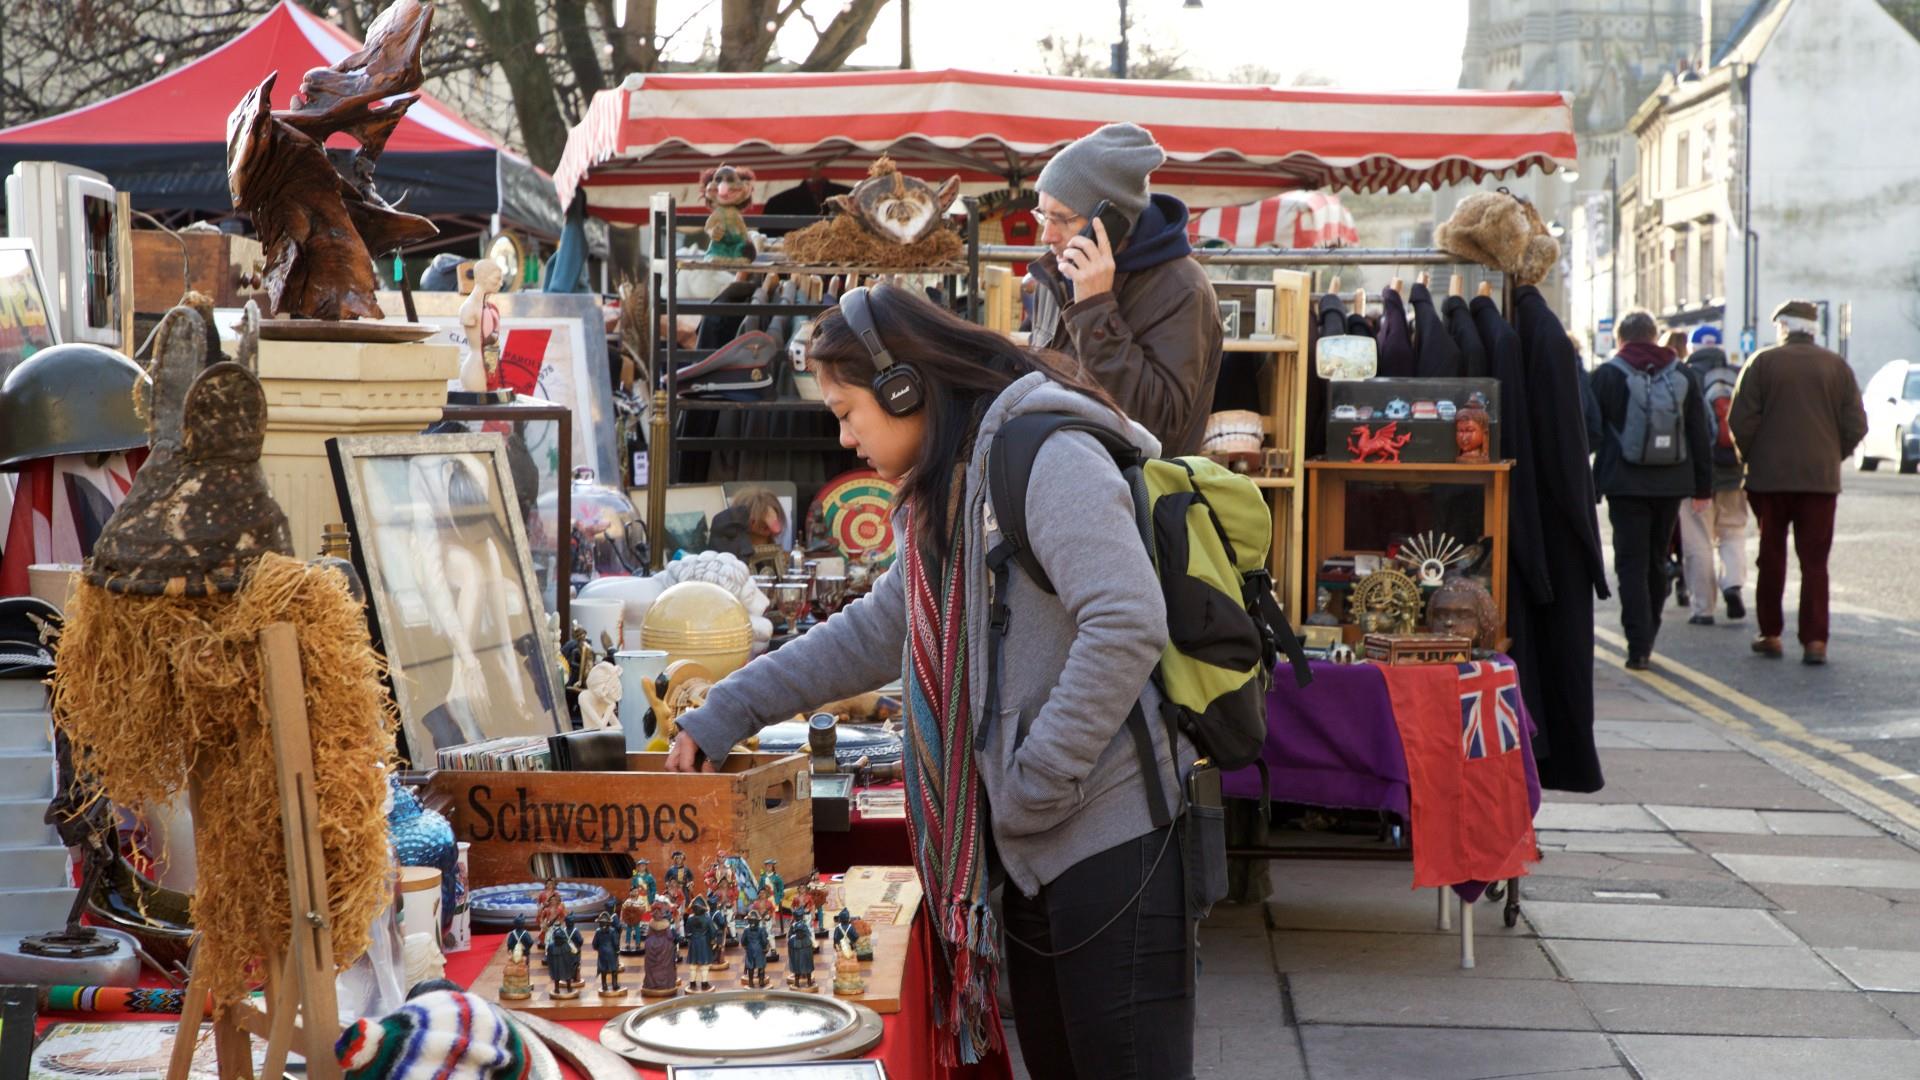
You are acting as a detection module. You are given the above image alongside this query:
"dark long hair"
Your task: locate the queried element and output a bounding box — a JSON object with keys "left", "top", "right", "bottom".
{"left": 807, "top": 285, "right": 1123, "bottom": 562}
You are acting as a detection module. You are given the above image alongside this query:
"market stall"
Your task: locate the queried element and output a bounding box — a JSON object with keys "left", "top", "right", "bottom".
{"left": 0, "top": 1, "right": 562, "bottom": 242}
{"left": 7, "top": 30, "right": 1605, "bottom": 1078}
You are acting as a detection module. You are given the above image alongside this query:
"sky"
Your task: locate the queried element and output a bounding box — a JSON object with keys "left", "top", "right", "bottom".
{"left": 656, "top": 0, "right": 1472, "bottom": 89}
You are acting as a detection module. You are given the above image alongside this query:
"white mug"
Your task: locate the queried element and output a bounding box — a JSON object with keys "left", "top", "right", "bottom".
{"left": 615, "top": 649, "right": 671, "bottom": 752}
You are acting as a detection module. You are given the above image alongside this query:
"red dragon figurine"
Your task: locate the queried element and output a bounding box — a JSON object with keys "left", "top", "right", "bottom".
{"left": 1347, "top": 421, "right": 1413, "bottom": 463}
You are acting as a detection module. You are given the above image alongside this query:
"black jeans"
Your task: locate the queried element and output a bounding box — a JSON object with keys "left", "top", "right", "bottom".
{"left": 1607, "top": 495, "right": 1683, "bottom": 656}
{"left": 1003, "top": 825, "right": 1194, "bottom": 1080}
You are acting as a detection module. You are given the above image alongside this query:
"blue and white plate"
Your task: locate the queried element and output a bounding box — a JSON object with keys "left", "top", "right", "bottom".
{"left": 468, "top": 881, "right": 612, "bottom": 927}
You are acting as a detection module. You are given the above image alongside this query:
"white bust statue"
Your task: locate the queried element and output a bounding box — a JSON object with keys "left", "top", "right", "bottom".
{"left": 578, "top": 659, "right": 623, "bottom": 730}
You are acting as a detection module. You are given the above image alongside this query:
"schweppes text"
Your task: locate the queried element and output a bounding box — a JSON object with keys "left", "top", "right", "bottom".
{"left": 463, "top": 784, "right": 701, "bottom": 852}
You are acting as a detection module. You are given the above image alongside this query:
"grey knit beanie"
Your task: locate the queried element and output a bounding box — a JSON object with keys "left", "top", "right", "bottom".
{"left": 1037, "top": 122, "right": 1166, "bottom": 226}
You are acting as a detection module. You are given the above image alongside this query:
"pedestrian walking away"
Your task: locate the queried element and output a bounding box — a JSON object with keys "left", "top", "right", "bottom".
{"left": 1729, "top": 300, "right": 1868, "bottom": 664}
{"left": 1585, "top": 310, "right": 1714, "bottom": 670}
{"left": 1679, "top": 325, "right": 1750, "bottom": 624}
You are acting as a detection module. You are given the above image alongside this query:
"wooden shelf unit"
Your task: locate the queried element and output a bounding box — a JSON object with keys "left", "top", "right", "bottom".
{"left": 1302, "top": 458, "right": 1513, "bottom": 639}
{"left": 1239, "top": 270, "right": 1311, "bottom": 622}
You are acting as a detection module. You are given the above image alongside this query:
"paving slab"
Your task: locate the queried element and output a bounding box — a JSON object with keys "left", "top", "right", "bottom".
{"left": 1758, "top": 809, "right": 1887, "bottom": 837}
{"left": 1532, "top": 802, "right": 1666, "bottom": 832}
{"left": 1518, "top": 874, "right": 1773, "bottom": 908}
{"left": 1536, "top": 829, "right": 1692, "bottom": 853}
{"left": 1577, "top": 983, "right": 1912, "bottom": 1038}
{"left": 1617, "top": 1034, "right": 1920, "bottom": 1080}
{"left": 1287, "top": 972, "right": 1595, "bottom": 1030}
{"left": 1541, "top": 939, "right": 1850, "bottom": 991}
{"left": 1682, "top": 832, "right": 1919, "bottom": 860}
{"left": 1715, "top": 853, "right": 1920, "bottom": 890}
{"left": 1297, "top": 1025, "right": 1622, "bottom": 1080}
{"left": 1644, "top": 804, "right": 1768, "bottom": 833}
{"left": 1868, "top": 991, "right": 1920, "bottom": 1037}
{"left": 1266, "top": 879, "right": 1521, "bottom": 936}
{"left": 1775, "top": 909, "right": 1920, "bottom": 951}
{"left": 1522, "top": 900, "right": 1796, "bottom": 946}
{"left": 1593, "top": 720, "right": 1740, "bottom": 751}
{"left": 1754, "top": 882, "right": 1903, "bottom": 916}
{"left": 1270, "top": 929, "right": 1558, "bottom": 979}
{"left": 1531, "top": 849, "right": 1730, "bottom": 881}
{"left": 1192, "top": 1025, "right": 1307, "bottom": 1079}
{"left": 1815, "top": 947, "right": 1920, "bottom": 992}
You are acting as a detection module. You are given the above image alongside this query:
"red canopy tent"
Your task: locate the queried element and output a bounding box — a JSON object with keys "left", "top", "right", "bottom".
{"left": 1189, "top": 192, "right": 1360, "bottom": 249}
{"left": 555, "top": 68, "right": 1576, "bottom": 224}
{"left": 0, "top": 1, "right": 560, "bottom": 236}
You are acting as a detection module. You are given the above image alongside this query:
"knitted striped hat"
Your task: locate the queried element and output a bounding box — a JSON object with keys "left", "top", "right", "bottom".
{"left": 336, "top": 991, "right": 529, "bottom": 1080}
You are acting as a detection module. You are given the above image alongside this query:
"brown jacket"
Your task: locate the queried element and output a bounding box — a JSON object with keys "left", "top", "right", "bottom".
{"left": 1728, "top": 334, "right": 1867, "bottom": 494}
{"left": 1029, "top": 251, "right": 1222, "bottom": 457}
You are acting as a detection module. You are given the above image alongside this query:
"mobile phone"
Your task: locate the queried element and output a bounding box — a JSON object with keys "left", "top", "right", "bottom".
{"left": 1079, "top": 199, "right": 1131, "bottom": 249}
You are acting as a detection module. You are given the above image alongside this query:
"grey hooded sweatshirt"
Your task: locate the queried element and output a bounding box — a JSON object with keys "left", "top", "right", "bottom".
{"left": 675, "top": 373, "right": 1192, "bottom": 896}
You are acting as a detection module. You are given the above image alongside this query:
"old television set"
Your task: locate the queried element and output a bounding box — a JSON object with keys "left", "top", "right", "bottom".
{"left": 5, "top": 161, "right": 124, "bottom": 349}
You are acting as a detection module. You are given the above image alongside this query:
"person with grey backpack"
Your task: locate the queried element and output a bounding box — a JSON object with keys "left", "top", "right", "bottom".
{"left": 1585, "top": 311, "right": 1714, "bottom": 669}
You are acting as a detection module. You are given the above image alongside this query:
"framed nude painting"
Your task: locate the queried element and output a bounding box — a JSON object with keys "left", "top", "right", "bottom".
{"left": 327, "top": 432, "right": 565, "bottom": 763}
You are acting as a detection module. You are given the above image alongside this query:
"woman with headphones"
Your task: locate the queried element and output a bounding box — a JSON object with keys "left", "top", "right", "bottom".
{"left": 666, "top": 283, "right": 1196, "bottom": 1078}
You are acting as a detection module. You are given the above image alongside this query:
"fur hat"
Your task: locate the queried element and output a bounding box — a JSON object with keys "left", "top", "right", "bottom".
{"left": 336, "top": 991, "right": 530, "bottom": 1080}
{"left": 1435, "top": 190, "right": 1562, "bottom": 286}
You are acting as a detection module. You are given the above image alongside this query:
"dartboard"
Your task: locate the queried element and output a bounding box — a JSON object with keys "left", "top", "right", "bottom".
{"left": 811, "top": 469, "right": 898, "bottom": 566}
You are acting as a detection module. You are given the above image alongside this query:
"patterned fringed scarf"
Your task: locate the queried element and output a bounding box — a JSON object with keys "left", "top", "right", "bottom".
{"left": 901, "top": 505, "right": 1002, "bottom": 1065}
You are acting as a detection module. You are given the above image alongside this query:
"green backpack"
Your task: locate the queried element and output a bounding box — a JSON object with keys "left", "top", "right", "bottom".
{"left": 983, "top": 413, "right": 1312, "bottom": 828}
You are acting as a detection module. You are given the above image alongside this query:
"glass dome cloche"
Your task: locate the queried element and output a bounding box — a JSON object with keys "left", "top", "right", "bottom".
{"left": 536, "top": 466, "right": 648, "bottom": 590}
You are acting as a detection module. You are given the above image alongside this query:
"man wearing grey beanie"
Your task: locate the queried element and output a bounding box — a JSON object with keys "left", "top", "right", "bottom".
{"left": 1029, "top": 122, "right": 1222, "bottom": 456}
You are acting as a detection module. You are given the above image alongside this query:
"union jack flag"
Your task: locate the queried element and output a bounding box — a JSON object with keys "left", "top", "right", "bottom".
{"left": 1457, "top": 660, "right": 1522, "bottom": 760}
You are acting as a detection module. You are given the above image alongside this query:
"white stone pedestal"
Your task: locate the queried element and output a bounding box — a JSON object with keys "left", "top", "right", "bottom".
{"left": 258, "top": 338, "right": 458, "bottom": 558}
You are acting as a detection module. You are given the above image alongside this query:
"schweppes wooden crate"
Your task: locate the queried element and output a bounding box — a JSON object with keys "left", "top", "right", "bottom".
{"left": 427, "top": 752, "right": 814, "bottom": 896}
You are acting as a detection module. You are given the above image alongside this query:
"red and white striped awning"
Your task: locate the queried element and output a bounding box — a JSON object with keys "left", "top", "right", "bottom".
{"left": 555, "top": 69, "right": 1576, "bottom": 225}
{"left": 1189, "top": 192, "right": 1359, "bottom": 249}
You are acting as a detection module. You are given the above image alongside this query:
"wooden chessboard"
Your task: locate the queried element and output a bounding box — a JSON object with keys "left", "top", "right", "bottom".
{"left": 467, "top": 866, "right": 923, "bottom": 1019}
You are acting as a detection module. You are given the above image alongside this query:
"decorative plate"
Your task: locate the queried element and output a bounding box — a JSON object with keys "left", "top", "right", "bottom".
{"left": 601, "top": 989, "right": 884, "bottom": 1067}
{"left": 809, "top": 470, "right": 897, "bottom": 568}
{"left": 468, "top": 882, "right": 611, "bottom": 927}
{"left": 258, "top": 318, "right": 439, "bottom": 343}
{"left": 755, "top": 719, "right": 903, "bottom": 767}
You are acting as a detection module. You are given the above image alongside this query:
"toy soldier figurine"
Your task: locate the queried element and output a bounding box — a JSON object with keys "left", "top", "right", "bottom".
{"left": 593, "top": 900, "right": 626, "bottom": 997}
{"left": 546, "top": 915, "right": 583, "bottom": 999}
{"left": 706, "top": 893, "right": 733, "bottom": 968}
{"left": 704, "top": 848, "right": 733, "bottom": 895}
{"left": 630, "top": 858, "right": 658, "bottom": 905}
{"left": 786, "top": 913, "right": 817, "bottom": 989}
{"left": 831, "top": 930, "right": 866, "bottom": 997}
{"left": 641, "top": 899, "right": 680, "bottom": 998}
{"left": 533, "top": 874, "right": 565, "bottom": 950}
{"left": 758, "top": 858, "right": 786, "bottom": 927}
{"left": 620, "top": 882, "right": 651, "bottom": 954}
{"left": 834, "top": 906, "right": 872, "bottom": 961}
{"left": 664, "top": 850, "right": 695, "bottom": 906}
{"left": 499, "top": 915, "right": 535, "bottom": 1001}
{"left": 684, "top": 897, "right": 717, "bottom": 993}
{"left": 739, "top": 912, "right": 772, "bottom": 989}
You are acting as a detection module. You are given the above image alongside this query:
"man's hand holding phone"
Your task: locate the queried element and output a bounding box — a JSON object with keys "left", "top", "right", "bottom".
{"left": 1058, "top": 205, "right": 1118, "bottom": 304}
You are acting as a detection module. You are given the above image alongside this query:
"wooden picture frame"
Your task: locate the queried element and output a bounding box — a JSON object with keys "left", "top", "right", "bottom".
{"left": 327, "top": 432, "right": 566, "bottom": 764}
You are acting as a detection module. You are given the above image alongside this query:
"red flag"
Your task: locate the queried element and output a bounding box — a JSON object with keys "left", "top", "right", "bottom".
{"left": 1380, "top": 660, "right": 1538, "bottom": 890}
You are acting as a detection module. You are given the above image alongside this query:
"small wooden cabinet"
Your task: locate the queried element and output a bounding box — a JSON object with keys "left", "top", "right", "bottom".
{"left": 1303, "top": 459, "right": 1512, "bottom": 640}
{"left": 1224, "top": 270, "right": 1310, "bottom": 622}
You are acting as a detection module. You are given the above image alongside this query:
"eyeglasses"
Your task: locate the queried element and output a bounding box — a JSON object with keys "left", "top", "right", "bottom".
{"left": 1029, "top": 208, "right": 1083, "bottom": 230}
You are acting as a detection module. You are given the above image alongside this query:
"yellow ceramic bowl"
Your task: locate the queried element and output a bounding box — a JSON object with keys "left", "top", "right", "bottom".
{"left": 640, "top": 581, "right": 753, "bottom": 679}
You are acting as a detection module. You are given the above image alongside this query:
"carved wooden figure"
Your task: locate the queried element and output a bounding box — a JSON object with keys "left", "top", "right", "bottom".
{"left": 225, "top": 0, "right": 439, "bottom": 320}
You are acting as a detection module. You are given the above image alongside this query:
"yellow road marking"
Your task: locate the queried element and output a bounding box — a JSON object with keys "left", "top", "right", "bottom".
{"left": 1594, "top": 626, "right": 1920, "bottom": 797}
{"left": 1594, "top": 643, "right": 1920, "bottom": 832}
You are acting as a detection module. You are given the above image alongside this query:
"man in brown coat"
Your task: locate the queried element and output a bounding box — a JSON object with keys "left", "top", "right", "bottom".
{"left": 1728, "top": 300, "right": 1868, "bottom": 664}
{"left": 1027, "top": 123, "right": 1222, "bottom": 456}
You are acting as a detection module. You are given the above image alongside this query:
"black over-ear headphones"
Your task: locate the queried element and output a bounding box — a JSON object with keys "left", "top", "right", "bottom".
{"left": 839, "top": 285, "right": 924, "bottom": 416}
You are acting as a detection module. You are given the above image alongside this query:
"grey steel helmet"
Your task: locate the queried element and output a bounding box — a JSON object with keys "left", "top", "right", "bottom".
{"left": 0, "top": 342, "right": 146, "bottom": 470}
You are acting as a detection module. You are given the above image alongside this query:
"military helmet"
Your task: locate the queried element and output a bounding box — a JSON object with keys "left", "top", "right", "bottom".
{"left": 0, "top": 342, "right": 146, "bottom": 470}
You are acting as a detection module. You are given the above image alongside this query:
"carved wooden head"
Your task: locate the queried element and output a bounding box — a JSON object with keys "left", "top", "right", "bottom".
{"left": 824, "top": 156, "right": 961, "bottom": 246}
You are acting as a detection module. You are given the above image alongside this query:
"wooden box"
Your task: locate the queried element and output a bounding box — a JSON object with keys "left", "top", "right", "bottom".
{"left": 427, "top": 752, "right": 814, "bottom": 899}
{"left": 131, "top": 229, "right": 266, "bottom": 312}
{"left": 1363, "top": 633, "right": 1473, "bottom": 665}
